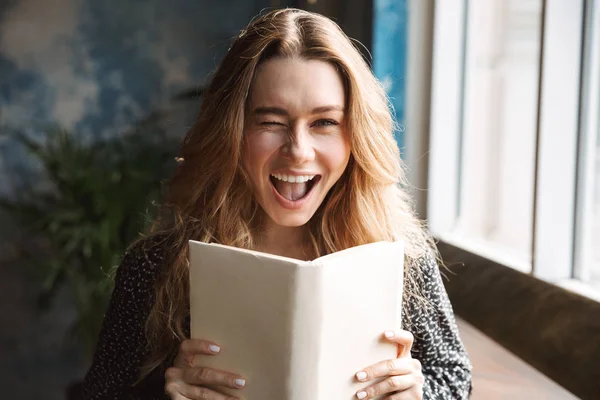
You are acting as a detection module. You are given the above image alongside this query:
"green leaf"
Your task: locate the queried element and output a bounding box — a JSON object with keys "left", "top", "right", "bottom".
{"left": 0, "top": 121, "right": 179, "bottom": 359}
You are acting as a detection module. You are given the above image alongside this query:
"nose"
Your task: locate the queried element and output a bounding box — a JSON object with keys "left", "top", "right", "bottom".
{"left": 282, "top": 125, "right": 315, "bottom": 163}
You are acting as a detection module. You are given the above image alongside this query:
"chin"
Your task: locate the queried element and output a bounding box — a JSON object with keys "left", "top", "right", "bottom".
{"left": 267, "top": 211, "right": 314, "bottom": 228}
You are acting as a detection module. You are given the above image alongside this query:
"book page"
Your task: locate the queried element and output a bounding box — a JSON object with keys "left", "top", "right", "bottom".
{"left": 189, "top": 240, "right": 311, "bottom": 399}
{"left": 316, "top": 241, "right": 404, "bottom": 399}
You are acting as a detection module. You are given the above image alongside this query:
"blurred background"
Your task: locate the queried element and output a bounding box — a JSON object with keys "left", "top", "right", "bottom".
{"left": 0, "top": 0, "right": 598, "bottom": 399}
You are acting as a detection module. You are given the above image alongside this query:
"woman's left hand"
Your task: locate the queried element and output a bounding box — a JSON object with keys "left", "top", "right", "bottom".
{"left": 354, "top": 330, "right": 424, "bottom": 399}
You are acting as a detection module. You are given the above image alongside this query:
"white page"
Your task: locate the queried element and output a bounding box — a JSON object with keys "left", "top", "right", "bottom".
{"left": 316, "top": 241, "right": 404, "bottom": 399}
{"left": 189, "top": 241, "right": 303, "bottom": 398}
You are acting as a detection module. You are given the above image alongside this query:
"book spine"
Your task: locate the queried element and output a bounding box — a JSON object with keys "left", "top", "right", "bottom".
{"left": 287, "top": 264, "right": 323, "bottom": 400}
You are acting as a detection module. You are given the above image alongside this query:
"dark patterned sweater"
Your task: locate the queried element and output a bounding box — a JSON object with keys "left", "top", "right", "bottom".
{"left": 83, "top": 239, "right": 472, "bottom": 399}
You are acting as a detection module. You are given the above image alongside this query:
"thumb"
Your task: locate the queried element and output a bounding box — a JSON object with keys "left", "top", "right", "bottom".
{"left": 383, "top": 329, "right": 414, "bottom": 358}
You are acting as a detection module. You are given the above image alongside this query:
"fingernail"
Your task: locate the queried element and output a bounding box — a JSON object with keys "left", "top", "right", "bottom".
{"left": 357, "top": 391, "right": 367, "bottom": 399}
{"left": 384, "top": 330, "right": 395, "bottom": 339}
{"left": 355, "top": 371, "right": 367, "bottom": 381}
{"left": 209, "top": 344, "right": 221, "bottom": 353}
{"left": 234, "top": 378, "right": 246, "bottom": 388}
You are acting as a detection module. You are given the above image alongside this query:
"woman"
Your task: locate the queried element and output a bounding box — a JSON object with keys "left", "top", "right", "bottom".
{"left": 83, "top": 8, "right": 472, "bottom": 400}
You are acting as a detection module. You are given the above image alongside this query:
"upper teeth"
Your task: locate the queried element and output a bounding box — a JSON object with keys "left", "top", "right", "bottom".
{"left": 271, "top": 173, "right": 316, "bottom": 183}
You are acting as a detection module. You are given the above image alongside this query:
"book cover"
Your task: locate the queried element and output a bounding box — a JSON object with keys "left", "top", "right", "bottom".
{"left": 189, "top": 240, "right": 405, "bottom": 399}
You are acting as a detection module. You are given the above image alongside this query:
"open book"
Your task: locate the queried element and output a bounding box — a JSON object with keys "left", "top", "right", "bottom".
{"left": 189, "top": 240, "right": 404, "bottom": 399}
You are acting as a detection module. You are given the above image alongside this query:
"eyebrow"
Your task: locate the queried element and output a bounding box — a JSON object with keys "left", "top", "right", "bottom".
{"left": 253, "top": 105, "right": 344, "bottom": 116}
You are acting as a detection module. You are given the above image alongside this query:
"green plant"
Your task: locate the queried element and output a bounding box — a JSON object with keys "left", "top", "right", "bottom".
{"left": 0, "top": 123, "right": 178, "bottom": 359}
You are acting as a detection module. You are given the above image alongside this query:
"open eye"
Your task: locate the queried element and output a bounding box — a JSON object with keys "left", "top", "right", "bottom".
{"left": 313, "top": 119, "right": 339, "bottom": 127}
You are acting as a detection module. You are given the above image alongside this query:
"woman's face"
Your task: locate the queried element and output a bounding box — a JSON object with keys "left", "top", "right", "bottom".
{"left": 243, "top": 57, "right": 351, "bottom": 228}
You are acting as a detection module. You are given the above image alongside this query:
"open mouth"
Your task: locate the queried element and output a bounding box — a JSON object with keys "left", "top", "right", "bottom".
{"left": 269, "top": 174, "right": 321, "bottom": 202}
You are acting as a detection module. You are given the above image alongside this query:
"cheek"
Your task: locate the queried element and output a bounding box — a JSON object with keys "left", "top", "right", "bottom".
{"left": 243, "top": 132, "right": 290, "bottom": 192}
{"left": 243, "top": 132, "right": 281, "bottom": 171}
{"left": 318, "top": 136, "right": 351, "bottom": 174}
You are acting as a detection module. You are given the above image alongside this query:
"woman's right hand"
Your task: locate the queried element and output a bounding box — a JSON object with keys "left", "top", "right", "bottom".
{"left": 165, "top": 339, "right": 246, "bottom": 399}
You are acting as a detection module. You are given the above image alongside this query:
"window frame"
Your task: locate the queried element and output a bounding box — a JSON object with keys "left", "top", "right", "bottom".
{"left": 573, "top": 0, "right": 600, "bottom": 283}
{"left": 532, "top": 0, "right": 584, "bottom": 281}
{"left": 423, "top": 0, "right": 599, "bottom": 292}
{"left": 427, "top": 0, "right": 466, "bottom": 237}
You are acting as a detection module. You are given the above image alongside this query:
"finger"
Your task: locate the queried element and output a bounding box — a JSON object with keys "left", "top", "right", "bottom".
{"left": 175, "top": 339, "right": 222, "bottom": 367}
{"left": 165, "top": 393, "right": 190, "bottom": 400}
{"left": 178, "top": 383, "right": 240, "bottom": 400}
{"left": 386, "top": 385, "right": 424, "bottom": 399}
{"left": 164, "top": 370, "right": 187, "bottom": 398}
{"left": 356, "top": 372, "right": 424, "bottom": 400}
{"left": 165, "top": 391, "right": 195, "bottom": 400}
{"left": 355, "top": 358, "right": 419, "bottom": 382}
{"left": 166, "top": 366, "right": 184, "bottom": 385}
{"left": 383, "top": 330, "right": 414, "bottom": 357}
{"left": 182, "top": 367, "right": 246, "bottom": 389}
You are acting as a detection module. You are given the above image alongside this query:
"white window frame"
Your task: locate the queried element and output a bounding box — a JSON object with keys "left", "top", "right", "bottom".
{"left": 532, "top": 0, "right": 584, "bottom": 281}
{"left": 427, "top": 0, "right": 465, "bottom": 237}
{"left": 573, "top": 0, "right": 600, "bottom": 284}
{"left": 423, "top": 0, "right": 599, "bottom": 293}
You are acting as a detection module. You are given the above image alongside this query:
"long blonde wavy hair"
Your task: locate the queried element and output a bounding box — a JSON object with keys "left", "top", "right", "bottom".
{"left": 140, "top": 8, "right": 436, "bottom": 379}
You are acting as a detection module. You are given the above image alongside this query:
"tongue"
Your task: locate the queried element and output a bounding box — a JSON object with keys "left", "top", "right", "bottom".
{"left": 273, "top": 180, "right": 309, "bottom": 201}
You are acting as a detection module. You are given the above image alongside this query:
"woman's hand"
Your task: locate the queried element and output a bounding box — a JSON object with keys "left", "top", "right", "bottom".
{"left": 354, "top": 330, "right": 424, "bottom": 399}
{"left": 165, "top": 339, "right": 246, "bottom": 400}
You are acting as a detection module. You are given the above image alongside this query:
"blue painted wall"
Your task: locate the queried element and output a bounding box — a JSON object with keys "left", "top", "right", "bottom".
{"left": 0, "top": 0, "right": 270, "bottom": 137}
{"left": 0, "top": 0, "right": 272, "bottom": 197}
{"left": 372, "top": 0, "right": 408, "bottom": 152}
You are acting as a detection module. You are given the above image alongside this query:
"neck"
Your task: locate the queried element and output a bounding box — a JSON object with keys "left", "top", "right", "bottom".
{"left": 254, "top": 220, "right": 312, "bottom": 261}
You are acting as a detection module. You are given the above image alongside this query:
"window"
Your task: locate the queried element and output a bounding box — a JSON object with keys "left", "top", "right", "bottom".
{"left": 426, "top": 0, "right": 600, "bottom": 295}
{"left": 594, "top": 134, "right": 600, "bottom": 284}
{"left": 427, "top": 0, "right": 545, "bottom": 272}
{"left": 593, "top": 133, "right": 600, "bottom": 286}
{"left": 455, "top": 0, "right": 542, "bottom": 269}
{"left": 574, "top": 0, "right": 600, "bottom": 290}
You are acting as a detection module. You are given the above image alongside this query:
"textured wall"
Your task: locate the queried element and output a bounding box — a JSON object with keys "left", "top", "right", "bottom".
{"left": 0, "top": 0, "right": 273, "bottom": 196}
{"left": 0, "top": 0, "right": 271, "bottom": 135}
{"left": 0, "top": 1, "right": 270, "bottom": 398}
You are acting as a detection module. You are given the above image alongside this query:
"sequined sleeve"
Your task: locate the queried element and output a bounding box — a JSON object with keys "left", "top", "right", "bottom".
{"left": 403, "top": 253, "right": 473, "bottom": 399}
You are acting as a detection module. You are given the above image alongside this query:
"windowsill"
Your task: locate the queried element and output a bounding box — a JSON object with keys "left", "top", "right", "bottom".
{"left": 555, "top": 279, "right": 600, "bottom": 303}
{"left": 437, "top": 239, "right": 600, "bottom": 399}
{"left": 435, "top": 231, "right": 532, "bottom": 274}
{"left": 436, "top": 231, "right": 600, "bottom": 304}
